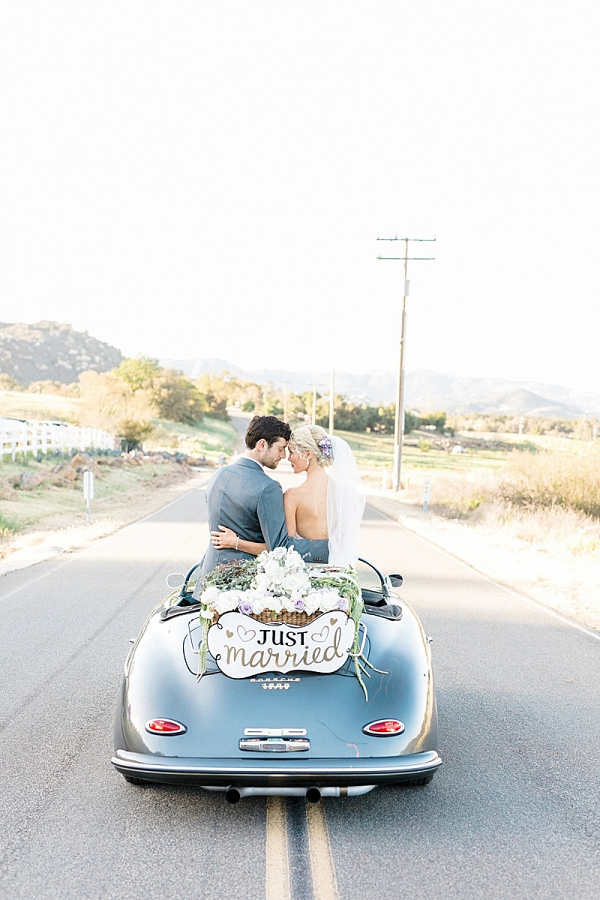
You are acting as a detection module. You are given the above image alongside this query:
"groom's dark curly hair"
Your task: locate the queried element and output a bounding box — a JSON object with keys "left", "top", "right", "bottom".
{"left": 245, "top": 415, "right": 291, "bottom": 449}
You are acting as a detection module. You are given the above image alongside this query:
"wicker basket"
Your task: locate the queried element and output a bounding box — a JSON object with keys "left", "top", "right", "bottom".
{"left": 213, "top": 609, "right": 327, "bottom": 627}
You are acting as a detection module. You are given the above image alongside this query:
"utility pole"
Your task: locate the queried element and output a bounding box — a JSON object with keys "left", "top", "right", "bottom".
{"left": 377, "top": 235, "right": 435, "bottom": 492}
{"left": 283, "top": 381, "right": 289, "bottom": 422}
{"left": 329, "top": 369, "right": 335, "bottom": 434}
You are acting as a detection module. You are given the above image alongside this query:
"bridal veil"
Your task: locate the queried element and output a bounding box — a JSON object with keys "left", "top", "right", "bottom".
{"left": 326, "top": 436, "right": 366, "bottom": 566}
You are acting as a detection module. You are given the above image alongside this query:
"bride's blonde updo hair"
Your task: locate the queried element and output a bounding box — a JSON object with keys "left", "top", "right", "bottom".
{"left": 289, "top": 425, "right": 334, "bottom": 467}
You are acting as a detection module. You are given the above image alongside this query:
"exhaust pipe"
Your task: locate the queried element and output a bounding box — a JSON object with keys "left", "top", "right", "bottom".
{"left": 209, "top": 785, "right": 376, "bottom": 802}
{"left": 224, "top": 786, "right": 241, "bottom": 804}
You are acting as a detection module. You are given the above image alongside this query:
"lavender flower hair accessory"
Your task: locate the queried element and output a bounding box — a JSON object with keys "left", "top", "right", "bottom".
{"left": 318, "top": 435, "right": 333, "bottom": 460}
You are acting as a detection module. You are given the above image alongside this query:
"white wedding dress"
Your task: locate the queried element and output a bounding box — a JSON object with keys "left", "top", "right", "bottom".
{"left": 325, "top": 436, "right": 366, "bottom": 566}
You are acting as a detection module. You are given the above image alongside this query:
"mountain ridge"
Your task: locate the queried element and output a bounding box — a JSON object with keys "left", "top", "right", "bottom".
{"left": 160, "top": 357, "right": 600, "bottom": 418}
{"left": 0, "top": 321, "right": 123, "bottom": 385}
{"left": 0, "top": 322, "right": 596, "bottom": 418}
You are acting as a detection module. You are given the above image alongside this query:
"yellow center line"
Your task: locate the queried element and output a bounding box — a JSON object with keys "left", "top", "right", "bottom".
{"left": 266, "top": 796, "right": 291, "bottom": 900}
{"left": 306, "top": 802, "right": 341, "bottom": 900}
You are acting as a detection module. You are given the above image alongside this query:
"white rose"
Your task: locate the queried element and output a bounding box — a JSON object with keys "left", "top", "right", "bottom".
{"left": 251, "top": 599, "right": 266, "bottom": 614}
{"left": 254, "top": 573, "right": 270, "bottom": 592}
{"left": 284, "top": 549, "right": 304, "bottom": 569}
{"left": 319, "top": 591, "right": 341, "bottom": 612}
{"left": 303, "top": 593, "right": 322, "bottom": 615}
{"left": 264, "top": 558, "right": 283, "bottom": 579}
{"left": 266, "top": 597, "right": 283, "bottom": 615}
{"left": 284, "top": 572, "right": 311, "bottom": 594}
{"left": 201, "top": 586, "right": 220, "bottom": 606}
{"left": 215, "top": 590, "right": 242, "bottom": 614}
{"left": 272, "top": 547, "right": 287, "bottom": 560}
{"left": 201, "top": 606, "right": 215, "bottom": 620}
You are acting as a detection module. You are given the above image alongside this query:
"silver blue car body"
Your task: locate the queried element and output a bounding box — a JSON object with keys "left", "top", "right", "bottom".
{"left": 112, "top": 560, "right": 441, "bottom": 796}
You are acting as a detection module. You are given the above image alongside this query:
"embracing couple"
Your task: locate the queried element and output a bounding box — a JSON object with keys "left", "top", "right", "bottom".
{"left": 194, "top": 415, "right": 366, "bottom": 587}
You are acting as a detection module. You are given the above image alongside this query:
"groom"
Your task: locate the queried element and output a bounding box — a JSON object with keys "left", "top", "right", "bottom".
{"left": 194, "top": 415, "right": 329, "bottom": 586}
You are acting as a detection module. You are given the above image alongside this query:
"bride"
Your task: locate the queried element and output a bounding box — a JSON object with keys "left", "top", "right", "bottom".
{"left": 210, "top": 424, "right": 366, "bottom": 566}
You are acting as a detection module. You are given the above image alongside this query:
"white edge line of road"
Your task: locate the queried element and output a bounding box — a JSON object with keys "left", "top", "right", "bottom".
{"left": 0, "top": 477, "right": 210, "bottom": 604}
{"left": 368, "top": 502, "right": 600, "bottom": 644}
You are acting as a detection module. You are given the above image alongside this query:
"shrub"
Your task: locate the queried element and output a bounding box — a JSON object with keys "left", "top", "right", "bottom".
{"left": 118, "top": 419, "right": 155, "bottom": 452}
{"left": 0, "top": 512, "right": 19, "bottom": 536}
{"left": 0, "top": 374, "right": 24, "bottom": 390}
{"left": 498, "top": 449, "right": 600, "bottom": 519}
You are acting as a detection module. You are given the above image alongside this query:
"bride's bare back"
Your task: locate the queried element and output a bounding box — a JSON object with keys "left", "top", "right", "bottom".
{"left": 284, "top": 468, "right": 329, "bottom": 540}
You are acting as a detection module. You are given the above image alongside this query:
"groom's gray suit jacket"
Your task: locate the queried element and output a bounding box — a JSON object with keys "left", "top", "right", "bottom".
{"left": 195, "top": 457, "right": 329, "bottom": 585}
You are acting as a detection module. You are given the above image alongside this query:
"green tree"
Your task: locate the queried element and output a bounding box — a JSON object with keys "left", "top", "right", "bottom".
{"left": 154, "top": 370, "right": 205, "bottom": 424}
{"left": 119, "top": 419, "right": 154, "bottom": 452}
{"left": 195, "top": 373, "right": 232, "bottom": 419}
{"left": 115, "top": 356, "right": 161, "bottom": 393}
{"left": 404, "top": 411, "right": 420, "bottom": 434}
{"left": 263, "top": 396, "right": 284, "bottom": 417}
{"left": 420, "top": 411, "right": 447, "bottom": 431}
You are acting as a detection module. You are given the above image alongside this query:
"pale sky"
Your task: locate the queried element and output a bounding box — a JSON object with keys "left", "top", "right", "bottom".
{"left": 1, "top": 2, "right": 598, "bottom": 393}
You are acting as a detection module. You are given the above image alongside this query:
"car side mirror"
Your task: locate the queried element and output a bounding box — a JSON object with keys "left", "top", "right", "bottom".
{"left": 387, "top": 574, "right": 403, "bottom": 588}
{"left": 166, "top": 572, "right": 185, "bottom": 589}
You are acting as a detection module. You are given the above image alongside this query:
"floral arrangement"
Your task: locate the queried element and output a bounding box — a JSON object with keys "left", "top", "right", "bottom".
{"left": 199, "top": 546, "right": 356, "bottom": 620}
{"left": 318, "top": 435, "right": 333, "bottom": 461}
{"left": 195, "top": 547, "right": 379, "bottom": 697}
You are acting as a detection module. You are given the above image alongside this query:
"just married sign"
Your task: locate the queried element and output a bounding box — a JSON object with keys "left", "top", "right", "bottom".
{"left": 207, "top": 610, "right": 356, "bottom": 678}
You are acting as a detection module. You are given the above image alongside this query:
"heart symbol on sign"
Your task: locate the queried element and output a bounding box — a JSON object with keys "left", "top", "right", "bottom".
{"left": 330, "top": 618, "right": 337, "bottom": 625}
{"left": 312, "top": 625, "right": 329, "bottom": 643}
{"left": 237, "top": 625, "right": 256, "bottom": 642}
{"left": 226, "top": 630, "right": 233, "bottom": 638}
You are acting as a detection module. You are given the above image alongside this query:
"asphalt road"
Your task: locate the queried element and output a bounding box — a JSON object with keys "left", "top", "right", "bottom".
{"left": 0, "top": 477, "right": 599, "bottom": 900}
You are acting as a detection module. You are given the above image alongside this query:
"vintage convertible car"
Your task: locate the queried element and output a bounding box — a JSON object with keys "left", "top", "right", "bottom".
{"left": 112, "top": 558, "right": 441, "bottom": 801}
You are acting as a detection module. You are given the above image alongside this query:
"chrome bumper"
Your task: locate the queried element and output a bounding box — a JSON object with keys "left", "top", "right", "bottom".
{"left": 111, "top": 749, "right": 442, "bottom": 787}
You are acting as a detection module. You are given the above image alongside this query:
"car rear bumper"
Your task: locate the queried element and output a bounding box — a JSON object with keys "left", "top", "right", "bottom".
{"left": 111, "top": 749, "right": 442, "bottom": 787}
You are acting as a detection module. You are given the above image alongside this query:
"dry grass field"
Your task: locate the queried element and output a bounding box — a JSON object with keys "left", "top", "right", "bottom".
{"left": 357, "top": 429, "right": 600, "bottom": 633}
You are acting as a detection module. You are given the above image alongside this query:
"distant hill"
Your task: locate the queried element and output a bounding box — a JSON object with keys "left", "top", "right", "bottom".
{"left": 404, "top": 371, "right": 598, "bottom": 418}
{"left": 159, "top": 357, "right": 397, "bottom": 405}
{"left": 161, "top": 357, "right": 600, "bottom": 418}
{"left": 1, "top": 323, "right": 594, "bottom": 417}
{"left": 0, "top": 321, "right": 123, "bottom": 386}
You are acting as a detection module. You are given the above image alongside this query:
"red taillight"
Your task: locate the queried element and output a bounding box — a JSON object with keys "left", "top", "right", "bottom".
{"left": 145, "top": 718, "right": 187, "bottom": 735}
{"left": 363, "top": 719, "right": 405, "bottom": 736}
